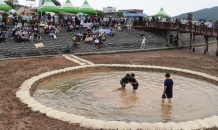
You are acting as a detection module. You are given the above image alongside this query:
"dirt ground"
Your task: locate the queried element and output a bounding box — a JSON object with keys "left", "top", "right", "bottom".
{"left": 0, "top": 45, "right": 218, "bottom": 130}
{"left": 0, "top": 57, "right": 94, "bottom": 130}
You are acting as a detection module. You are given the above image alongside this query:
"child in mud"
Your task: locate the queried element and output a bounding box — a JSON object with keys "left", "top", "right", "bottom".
{"left": 128, "top": 73, "right": 139, "bottom": 93}
{"left": 162, "top": 73, "right": 173, "bottom": 104}
{"left": 120, "top": 74, "right": 130, "bottom": 90}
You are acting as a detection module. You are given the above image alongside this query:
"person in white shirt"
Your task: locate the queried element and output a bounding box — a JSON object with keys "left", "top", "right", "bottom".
{"left": 17, "top": 20, "right": 23, "bottom": 29}
{"left": 181, "top": 18, "right": 186, "bottom": 29}
{"left": 72, "top": 15, "right": 75, "bottom": 19}
{"left": 208, "top": 20, "right": 212, "bottom": 32}
{"left": 140, "top": 37, "right": 146, "bottom": 49}
{"left": 53, "top": 14, "right": 58, "bottom": 25}
{"left": 7, "top": 12, "right": 13, "bottom": 30}
{"left": 80, "top": 19, "right": 84, "bottom": 30}
{"left": 95, "top": 38, "right": 99, "bottom": 46}
{"left": 21, "top": 13, "right": 27, "bottom": 24}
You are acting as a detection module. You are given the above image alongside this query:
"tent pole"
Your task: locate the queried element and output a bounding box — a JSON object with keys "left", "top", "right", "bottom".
{"left": 41, "top": 9, "right": 42, "bottom": 21}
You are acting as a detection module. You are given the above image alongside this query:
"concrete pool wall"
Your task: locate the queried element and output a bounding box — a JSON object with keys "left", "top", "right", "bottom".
{"left": 16, "top": 61, "right": 218, "bottom": 130}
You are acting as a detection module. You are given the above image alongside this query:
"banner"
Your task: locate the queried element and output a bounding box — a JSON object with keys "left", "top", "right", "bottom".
{"left": 188, "top": 13, "right": 192, "bottom": 21}
{"left": 35, "top": 43, "right": 44, "bottom": 48}
{"left": 99, "top": 29, "right": 112, "bottom": 35}
{"left": 83, "top": 23, "right": 92, "bottom": 28}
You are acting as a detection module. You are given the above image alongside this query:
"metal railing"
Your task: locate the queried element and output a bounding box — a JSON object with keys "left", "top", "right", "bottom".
{"left": 133, "top": 21, "right": 218, "bottom": 37}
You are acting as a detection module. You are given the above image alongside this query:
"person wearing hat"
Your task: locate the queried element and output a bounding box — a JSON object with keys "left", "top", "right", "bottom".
{"left": 120, "top": 74, "right": 130, "bottom": 90}
{"left": 162, "top": 73, "right": 173, "bottom": 104}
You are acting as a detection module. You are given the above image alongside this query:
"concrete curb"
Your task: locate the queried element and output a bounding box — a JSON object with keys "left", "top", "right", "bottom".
{"left": 16, "top": 64, "right": 218, "bottom": 130}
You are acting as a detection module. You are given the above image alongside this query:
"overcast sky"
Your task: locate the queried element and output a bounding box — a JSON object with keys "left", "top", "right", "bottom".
{"left": 19, "top": 0, "right": 218, "bottom": 17}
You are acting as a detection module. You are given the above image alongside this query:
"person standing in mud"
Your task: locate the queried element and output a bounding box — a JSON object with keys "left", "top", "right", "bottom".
{"left": 120, "top": 74, "right": 130, "bottom": 90}
{"left": 162, "top": 73, "right": 173, "bottom": 104}
{"left": 128, "top": 73, "right": 139, "bottom": 93}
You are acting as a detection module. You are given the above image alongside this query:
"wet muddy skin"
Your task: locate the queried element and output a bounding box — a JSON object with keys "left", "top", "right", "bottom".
{"left": 1, "top": 46, "right": 218, "bottom": 129}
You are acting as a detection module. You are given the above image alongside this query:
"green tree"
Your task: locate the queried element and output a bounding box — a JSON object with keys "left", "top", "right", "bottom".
{"left": 115, "top": 12, "right": 124, "bottom": 17}
{"left": 214, "top": 20, "right": 218, "bottom": 26}
{"left": 96, "top": 10, "right": 106, "bottom": 17}
{"left": 52, "top": 0, "right": 61, "bottom": 6}
{"left": 4, "top": 0, "right": 18, "bottom": 9}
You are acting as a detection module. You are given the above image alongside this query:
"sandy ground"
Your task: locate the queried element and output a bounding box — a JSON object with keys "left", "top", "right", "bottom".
{"left": 0, "top": 57, "right": 94, "bottom": 130}
{"left": 0, "top": 44, "right": 218, "bottom": 129}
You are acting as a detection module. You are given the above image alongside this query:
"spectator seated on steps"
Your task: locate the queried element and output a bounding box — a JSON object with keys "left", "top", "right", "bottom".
{"left": 83, "top": 32, "right": 87, "bottom": 40}
{"left": 87, "top": 26, "right": 91, "bottom": 33}
{"left": 78, "top": 32, "right": 83, "bottom": 41}
{"left": 72, "top": 35, "right": 76, "bottom": 41}
{"left": 99, "top": 37, "right": 104, "bottom": 45}
{"left": 73, "top": 37, "right": 79, "bottom": 47}
{"left": 40, "top": 27, "right": 44, "bottom": 35}
{"left": 67, "top": 25, "right": 72, "bottom": 33}
{"left": 93, "top": 34, "right": 96, "bottom": 43}
{"left": 95, "top": 38, "right": 99, "bottom": 46}
{"left": 14, "top": 33, "right": 19, "bottom": 42}
{"left": 65, "top": 44, "right": 71, "bottom": 53}
{"left": 128, "top": 25, "right": 131, "bottom": 32}
{"left": 98, "top": 32, "right": 102, "bottom": 39}
{"left": 108, "top": 21, "right": 113, "bottom": 29}
{"left": 55, "top": 26, "right": 60, "bottom": 35}
{"left": 92, "top": 28, "right": 96, "bottom": 34}
{"left": 11, "top": 29, "right": 16, "bottom": 39}
{"left": 0, "top": 18, "right": 5, "bottom": 29}
{"left": 3, "top": 28, "right": 8, "bottom": 38}
{"left": 96, "top": 28, "right": 99, "bottom": 35}
{"left": 25, "top": 34, "right": 29, "bottom": 42}
{"left": 111, "top": 29, "right": 115, "bottom": 37}
{"left": 29, "top": 34, "right": 34, "bottom": 43}
{"left": 85, "top": 35, "right": 91, "bottom": 44}
{"left": 114, "top": 23, "right": 118, "bottom": 29}
{"left": 102, "top": 33, "right": 107, "bottom": 42}
{"left": 140, "top": 30, "right": 145, "bottom": 37}
{"left": 0, "top": 33, "right": 5, "bottom": 43}
{"left": 90, "top": 35, "right": 93, "bottom": 43}
{"left": 50, "top": 31, "right": 55, "bottom": 39}
{"left": 118, "top": 25, "right": 123, "bottom": 31}
{"left": 44, "top": 27, "right": 50, "bottom": 35}
{"left": 36, "top": 34, "right": 42, "bottom": 42}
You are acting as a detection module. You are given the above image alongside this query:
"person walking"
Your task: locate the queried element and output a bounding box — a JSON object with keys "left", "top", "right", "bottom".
{"left": 140, "top": 37, "right": 146, "bottom": 49}
{"left": 162, "top": 73, "right": 173, "bottom": 104}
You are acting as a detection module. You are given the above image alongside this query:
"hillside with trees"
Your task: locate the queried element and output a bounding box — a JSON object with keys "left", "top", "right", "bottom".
{"left": 173, "top": 6, "right": 218, "bottom": 25}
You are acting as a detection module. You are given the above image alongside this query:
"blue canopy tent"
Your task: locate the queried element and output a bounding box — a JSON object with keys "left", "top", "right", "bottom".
{"left": 134, "top": 13, "right": 148, "bottom": 17}
{"left": 125, "top": 13, "right": 135, "bottom": 17}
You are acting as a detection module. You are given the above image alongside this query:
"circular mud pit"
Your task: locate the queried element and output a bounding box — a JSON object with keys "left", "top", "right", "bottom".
{"left": 33, "top": 68, "right": 218, "bottom": 123}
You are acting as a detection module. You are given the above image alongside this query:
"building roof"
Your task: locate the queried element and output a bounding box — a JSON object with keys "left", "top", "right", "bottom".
{"left": 118, "top": 9, "right": 143, "bottom": 11}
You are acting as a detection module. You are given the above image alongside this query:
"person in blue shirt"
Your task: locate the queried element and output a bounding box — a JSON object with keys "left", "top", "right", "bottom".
{"left": 95, "top": 15, "right": 98, "bottom": 22}
{"left": 162, "top": 73, "right": 173, "bottom": 104}
{"left": 65, "top": 44, "right": 71, "bottom": 53}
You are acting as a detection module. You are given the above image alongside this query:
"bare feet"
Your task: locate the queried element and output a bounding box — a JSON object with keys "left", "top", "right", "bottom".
{"left": 161, "top": 103, "right": 172, "bottom": 106}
